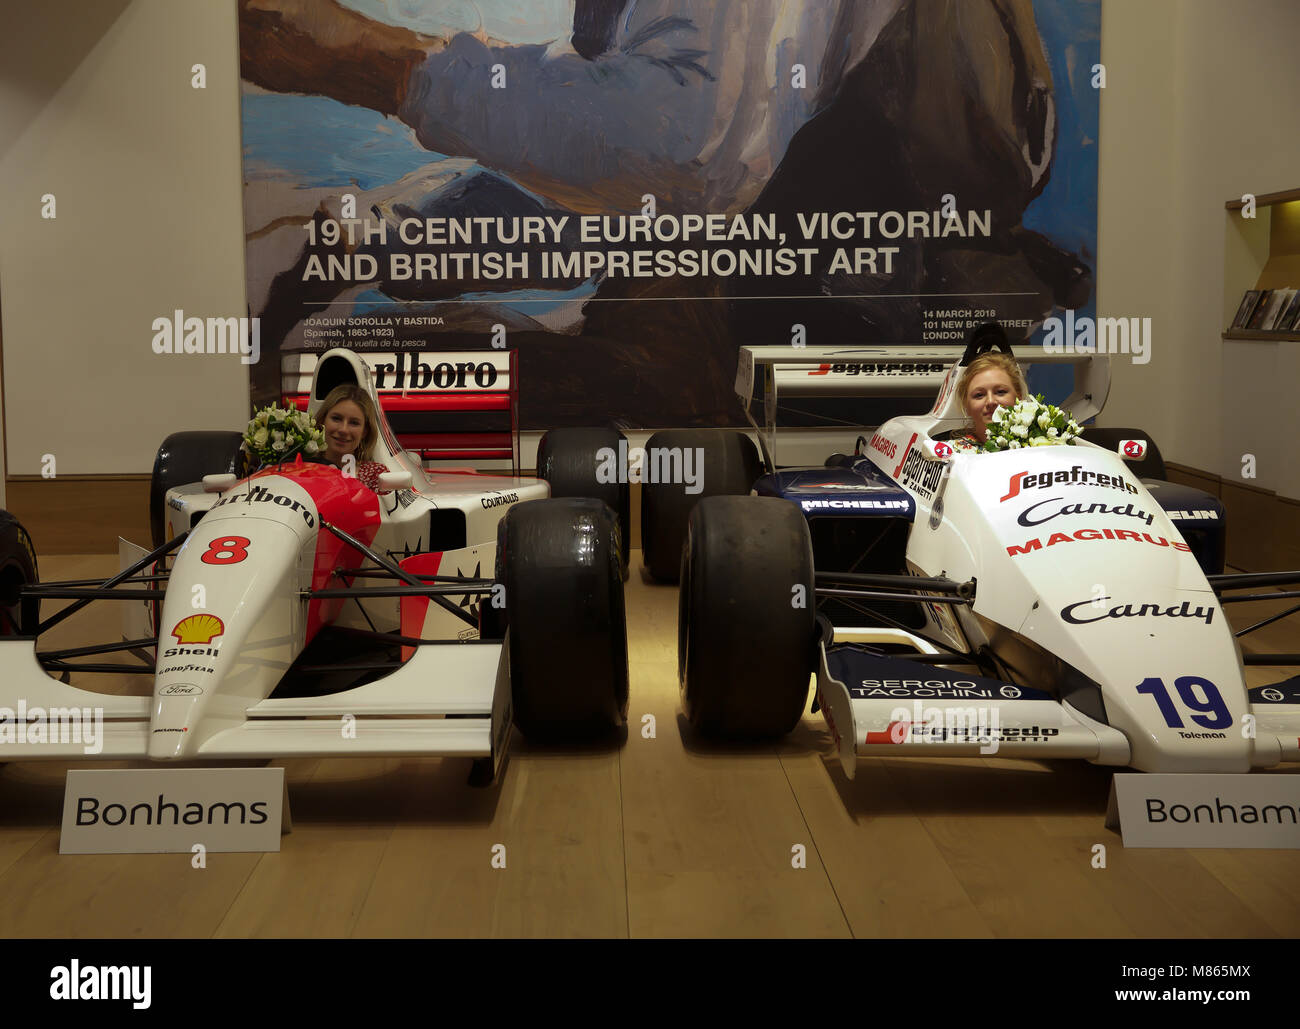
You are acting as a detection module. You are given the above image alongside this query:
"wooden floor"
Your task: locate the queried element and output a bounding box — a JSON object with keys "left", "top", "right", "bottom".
{"left": 0, "top": 551, "right": 1297, "bottom": 938}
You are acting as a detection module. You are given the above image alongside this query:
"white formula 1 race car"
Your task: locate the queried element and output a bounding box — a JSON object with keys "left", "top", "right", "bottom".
{"left": 0, "top": 348, "right": 631, "bottom": 782}
{"left": 667, "top": 325, "right": 1300, "bottom": 775}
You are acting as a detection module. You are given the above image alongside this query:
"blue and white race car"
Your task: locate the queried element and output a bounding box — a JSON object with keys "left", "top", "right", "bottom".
{"left": 662, "top": 328, "right": 1300, "bottom": 775}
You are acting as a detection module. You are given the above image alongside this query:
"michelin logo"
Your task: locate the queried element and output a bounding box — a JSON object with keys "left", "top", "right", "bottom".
{"left": 801, "top": 499, "right": 909, "bottom": 511}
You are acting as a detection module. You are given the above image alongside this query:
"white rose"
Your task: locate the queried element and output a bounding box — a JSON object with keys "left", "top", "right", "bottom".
{"left": 1047, "top": 427, "right": 1059, "bottom": 438}
{"left": 272, "top": 430, "right": 284, "bottom": 442}
{"left": 1009, "top": 440, "right": 1022, "bottom": 449}
{"left": 256, "top": 410, "right": 270, "bottom": 426}
{"left": 252, "top": 427, "right": 269, "bottom": 447}
{"left": 271, "top": 439, "right": 286, "bottom": 452}
{"left": 305, "top": 439, "right": 320, "bottom": 455}
{"left": 1037, "top": 412, "right": 1052, "bottom": 429}
{"left": 1011, "top": 423, "right": 1028, "bottom": 437}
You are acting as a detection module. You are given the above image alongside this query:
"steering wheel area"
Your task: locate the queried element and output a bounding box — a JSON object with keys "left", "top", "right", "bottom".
{"left": 958, "top": 320, "right": 1013, "bottom": 367}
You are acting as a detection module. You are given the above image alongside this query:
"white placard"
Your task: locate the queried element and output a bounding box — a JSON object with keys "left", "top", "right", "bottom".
{"left": 60, "top": 767, "right": 288, "bottom": 854}
{"left": 1107, "top": 773, "right": 1300, "bottom": 849}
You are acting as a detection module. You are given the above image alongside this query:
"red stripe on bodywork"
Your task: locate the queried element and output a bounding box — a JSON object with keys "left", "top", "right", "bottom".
{"left": 397, "top": 552, "right": 445, "bottom": 661}
{"left": 251, "top": 461, "right": 382, "bottom": 644}
{"left": 864, "top": 721, "right": 912, "bottom": 744}
{"left": 892, "top": 434, "right": 919, "bottom": 480}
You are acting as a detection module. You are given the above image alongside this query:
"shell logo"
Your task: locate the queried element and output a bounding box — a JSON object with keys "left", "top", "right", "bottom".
{"left": 171, "top": 614, "right": 225, "bottom": 645}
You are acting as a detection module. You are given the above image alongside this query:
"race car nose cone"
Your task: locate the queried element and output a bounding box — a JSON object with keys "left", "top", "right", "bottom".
{"left": 148, "top": 694, "right": 200, "bottom": 760}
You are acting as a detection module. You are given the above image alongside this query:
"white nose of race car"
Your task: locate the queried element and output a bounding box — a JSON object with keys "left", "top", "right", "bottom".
{"left": 149, "top": 476, "right": 317, "bottom": 760}
{"left": 1021, "top": 581, "right": 1251, "bottom": 772}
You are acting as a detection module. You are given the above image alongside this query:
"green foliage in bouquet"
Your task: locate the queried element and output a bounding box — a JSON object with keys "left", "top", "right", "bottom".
{"left": 982, "top": 394, "right": 1083, "bottom": 452}
{"left": 242, "top": 406, "right": 327, "bottom": 467}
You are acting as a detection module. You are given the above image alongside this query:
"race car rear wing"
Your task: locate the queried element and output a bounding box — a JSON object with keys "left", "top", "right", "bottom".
{"left": 282, "top": 349, "right": 520, "bottom": 471}
{"left": 734, "top": 345, "right": 1110, "bottom": 469}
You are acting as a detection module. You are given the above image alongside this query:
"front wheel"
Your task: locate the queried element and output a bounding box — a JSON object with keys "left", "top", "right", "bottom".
{"left": 498, "top": 498, "right": 629, "bottom": 741}
{"left": 679, "top": 496, "right": 816, "bottom": 738}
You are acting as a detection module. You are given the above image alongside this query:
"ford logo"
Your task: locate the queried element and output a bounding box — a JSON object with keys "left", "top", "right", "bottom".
{"left": 160, "top": 683, "right": 204, "bottom": 696}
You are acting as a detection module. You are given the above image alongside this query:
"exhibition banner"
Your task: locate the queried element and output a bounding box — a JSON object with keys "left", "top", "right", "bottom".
{"left": 237, "top": 0, "right": 1100, "bottom": 427}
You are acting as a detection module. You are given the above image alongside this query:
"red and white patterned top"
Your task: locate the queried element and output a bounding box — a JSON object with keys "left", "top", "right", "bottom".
{"left": 354, "top": 460, "right": 392, "bottom": 493}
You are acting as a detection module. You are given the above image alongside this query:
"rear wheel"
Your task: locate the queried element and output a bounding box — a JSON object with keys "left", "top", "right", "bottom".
{"left": 0, "top": 511, "right": 38, "bottom": 636}
{"left": 149, "top": 431, "right": 247, "bottom": 547}
{"left": 498, "top": 498, "right": 629, "bottom": 741}
{"left": 536, "top": 427, "right": 629, "bottom": 580}
{"left": 641, "top": 429, "right": 761, "bottom": 582}
{"left": 679, "top": 496, "right": 816, "bottom": 738}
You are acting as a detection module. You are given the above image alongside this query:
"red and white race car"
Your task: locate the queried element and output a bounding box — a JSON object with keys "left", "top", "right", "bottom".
{"left": 0, "top": 348, "right": 630, "bottom": 782}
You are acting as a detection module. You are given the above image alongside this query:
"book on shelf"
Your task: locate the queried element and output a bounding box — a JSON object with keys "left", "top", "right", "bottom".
{"left": 1259, "top": 288, "right": 1292, "bottom": 330}
{"left": 1246, "top": 289, "right": 1279, "bottom": 329}
{"left": 1275, "top": 289, "right": 1300, "bottom": 332}
{"left": 1231, "top": 290, "right": 1262, "bottom": 330}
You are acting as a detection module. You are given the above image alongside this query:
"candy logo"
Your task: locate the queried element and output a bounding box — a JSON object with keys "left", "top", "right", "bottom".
{"left": 171, "top": 614, "right": 225, "bottom": 645}
{"left": 1122, "top": 439, "right": 1146, "bottom": 458}
{"left": 933, "top": 441, "right": 953, "bottom": 459}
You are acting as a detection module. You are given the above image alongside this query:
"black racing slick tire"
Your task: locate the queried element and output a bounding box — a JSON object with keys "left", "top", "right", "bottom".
{"left": 679, "top": 496, "right": 816, "bottom": 739}
{"left": 149, "top": 431, "right": 247, "bottom": 547}
{"left": 1079, "top": 426, "right": 1167, "bottom": 481}
{"left": 498, "top": 498, "right": 629, "bottom": 741}
{"left": 536, "top": 427, "right": 630, "bottom": 580}
{"left": 0, "top": 511, "right": 38, "bottom": 636}
{"left": 641, "top": 429, "right": 762, "bottom": 582}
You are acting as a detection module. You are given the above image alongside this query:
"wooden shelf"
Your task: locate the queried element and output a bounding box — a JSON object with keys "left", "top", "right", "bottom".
{"left": 1222, "top": 330, "right": 1300, "bottom": 342}
{"left": 1225, "top": 187, "right": 1300, "bottom": 210}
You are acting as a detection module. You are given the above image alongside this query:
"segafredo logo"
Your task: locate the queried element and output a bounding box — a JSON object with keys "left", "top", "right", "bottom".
{"left": 50, "top": 960, "right": 150, "bottom": 1009}
{"left": 891, "top": 434, "right": 942, "bottom": 500}
{"left": 210, "top": 484, "right": 316, "bottom": 526}
{"left": 1061, "top": 596, "right": 1215, "bottom": 625}
{"left": 1000, "top": 466, "right": 1140, "bottom": 502}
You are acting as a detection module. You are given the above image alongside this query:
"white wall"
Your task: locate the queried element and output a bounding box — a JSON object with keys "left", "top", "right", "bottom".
{"left": 1098, "top": 0, "right": 1300, "bottom": 498}
{"left": 0, "top": 0, "right": 248, "bottom": 476}
{"left": 2, "top": 0, "right": 1297, "bottom": 491}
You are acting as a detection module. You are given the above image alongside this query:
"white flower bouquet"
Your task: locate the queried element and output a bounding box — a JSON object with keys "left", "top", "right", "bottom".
{"left": 982, "top": 394, "right": 1082, "bottom": 452}
{"left": 242, "top": 405, "right": 326, "bottom": 467}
